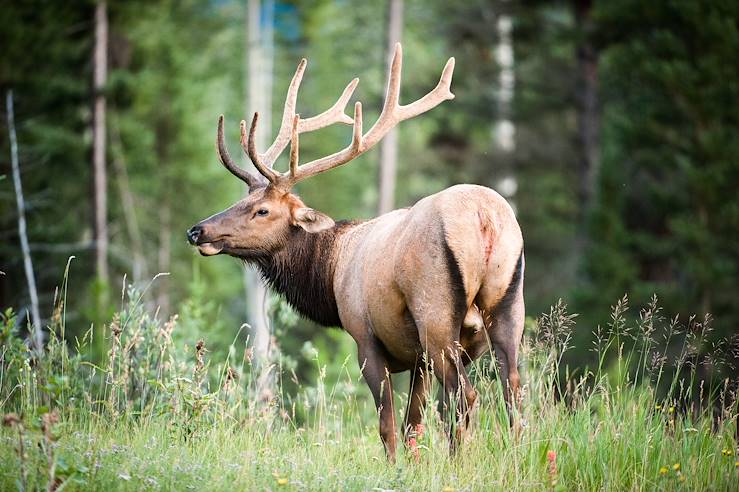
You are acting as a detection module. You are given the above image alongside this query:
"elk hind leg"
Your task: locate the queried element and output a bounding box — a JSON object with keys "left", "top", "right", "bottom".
{"left": 494, "top": 302, "right": 524, "bottom": 432}
{"left": 414, "top": 319, "right": 477, "bottom": 453}
{"left": 480, "top": 254, "right": 525, "bottom": 428}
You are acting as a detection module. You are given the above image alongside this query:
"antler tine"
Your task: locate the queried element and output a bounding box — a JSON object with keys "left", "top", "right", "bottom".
{"left": 259, "top": 61, "right": 359, "bottom": 168}
{"left": 383, "top": 42, "right": 403, "bottom": 112}
{"left": 291, "top": 101, "right": 364, "bottom": 183}
{"left": 362, "top": 43, "right": 455, "bottom": 147}
{"left": 242, "top": 114, "right": 279, "bottom": 184}
{"left": 299, "top": 78, "right": 358, "bottom": 132}
{"left": 289, "top": 114, "right": 300, "bottom": 178}
{"left": 216, "top": 115, "right": 264, "bottom": 190}
{"left": 397, "top": 56, "right": 455, "bottom": 120}
{"left": 261, "top": 58, "right": 307, "bottom": 166}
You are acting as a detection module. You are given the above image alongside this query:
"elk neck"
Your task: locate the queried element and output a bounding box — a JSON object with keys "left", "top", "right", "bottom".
{"left": 252, "top": 220, "right": 358, "bottom": 328}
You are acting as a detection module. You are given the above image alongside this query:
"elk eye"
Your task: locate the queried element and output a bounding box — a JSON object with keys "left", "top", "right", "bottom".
{"left": 256, "top": 208, "right": 269, "bottom": 217}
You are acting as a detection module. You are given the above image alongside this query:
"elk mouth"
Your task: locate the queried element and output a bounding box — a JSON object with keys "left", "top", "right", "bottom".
{"left": 196, "top": 240, "right": 224, "bottom": 256}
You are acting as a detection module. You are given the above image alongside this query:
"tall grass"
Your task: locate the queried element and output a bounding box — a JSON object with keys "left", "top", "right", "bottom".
{"left": 1, "top": 270, "right": 737, "bottom": 491}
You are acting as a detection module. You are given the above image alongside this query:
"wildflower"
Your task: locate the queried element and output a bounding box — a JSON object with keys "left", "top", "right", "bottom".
{"left": 442, "top": 487, "right": 454, "bottom": 492}
{"left": 721, "top": 448, "right": 733, "bottom": 457}
{"left": 277, "top": 478, "right": 289, "bottom": 486}
{"left": 659, "top": 467, "right": 668, "bottom": 475}
{"left": 547, "top": 450, "right": 558, "bottom": 488}
{"left": 408, "top": 436, "right": 420, "bottom": 463}
{"left": 672, "top": 463, "right": 680, "bottom": 471}
{"left": 416, "top": 423, "right": 425, "bottom": 439}
{"left": 734, "top": 460, "right": 739, "bottom": 468}
{"left": 668, "top": 406, "right": 675, "bottom": 414}
{"left": 655, "top": 404, "right": 662, "bottom": 411}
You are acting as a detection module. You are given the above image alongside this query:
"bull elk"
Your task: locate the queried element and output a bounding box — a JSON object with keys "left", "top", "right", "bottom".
{"left": 187, "top": 44, "right": 524, "bottom": 461}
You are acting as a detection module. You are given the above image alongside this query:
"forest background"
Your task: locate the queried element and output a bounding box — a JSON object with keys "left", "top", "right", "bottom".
{"left": 1, "top": 0, "right": 738, "bottom": 394}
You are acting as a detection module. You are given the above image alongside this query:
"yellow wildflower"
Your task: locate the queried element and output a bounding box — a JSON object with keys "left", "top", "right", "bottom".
{"left": 722, "top": 448, "right": 733, "bottom": 457}
{"left": 659, "top": 467, "right": 668, "bottom": 475}
{"left": 277, "top": 478, "right": 289, "bottom": 486}
{"left": 735, "top": 460, "right": 739, "bottom": 468}
{"left": 442, "top": 488, "right": 455, "bottom": 492}
{"left": 668, "top": 406, "right": 675, "bottom": 414}
{"left": 672, "top": 463, "right": 680, "bottom": 471}
{"left": 655, "top": 404, "right": 662, "bottom": 411}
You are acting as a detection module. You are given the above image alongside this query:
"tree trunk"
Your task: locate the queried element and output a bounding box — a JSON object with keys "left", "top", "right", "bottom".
{"left": 494, "top": 14, "right": 515, "bottom": 153}
{"left": 378, "top": 0, "right": 403, "bottom": 215}
{"left": 92, "top": 0, "right": 109, "bottom": 282}
{"left": 246, "top": 0, "right": 273, "bottom": 395}
{"left": 6, "top": 90, "right": 43, "bottom": 354}
{"left": 493, "top": 14, "right": 517, "bottom": 209}
{"left": 574, "top": 0, "right": 599, "bottom": 217}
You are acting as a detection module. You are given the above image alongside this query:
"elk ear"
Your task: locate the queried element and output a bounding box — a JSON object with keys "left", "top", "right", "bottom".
{"left": 292, "top": 207, "right": 335, "bottom": 233}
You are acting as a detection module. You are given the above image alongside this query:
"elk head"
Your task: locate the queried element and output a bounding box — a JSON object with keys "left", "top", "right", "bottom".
{"left": 187, "top": 43, "right": 455, "bottom": 259}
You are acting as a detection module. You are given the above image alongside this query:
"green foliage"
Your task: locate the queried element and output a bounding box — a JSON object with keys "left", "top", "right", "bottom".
{"left": 581, "top": 0, "right": 739, "bottom": 339}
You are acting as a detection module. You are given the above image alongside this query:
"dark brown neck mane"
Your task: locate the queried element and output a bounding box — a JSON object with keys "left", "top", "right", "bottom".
{"left": 250, "top": 220, "right": 356, "bottom": 328}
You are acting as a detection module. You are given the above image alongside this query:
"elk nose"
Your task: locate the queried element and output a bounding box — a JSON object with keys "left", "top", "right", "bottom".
{"left": 187, "top": 225, "right": 203, "bottom": 245}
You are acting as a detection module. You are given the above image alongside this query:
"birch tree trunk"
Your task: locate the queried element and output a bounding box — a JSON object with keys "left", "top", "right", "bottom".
{"left": 93, "top": 0, "right": 109, "bottom": 283}
{"left": 378, "top": 0, "right": 403, "bottom": 215}
{"left": 6, "top": 90, "right": 43, "bottom": 353}
{"left": 493, "top": 14, "right": 518, "bottom": 207}
{"left": 246, "top": 0, "right": 273, "bottom": 396}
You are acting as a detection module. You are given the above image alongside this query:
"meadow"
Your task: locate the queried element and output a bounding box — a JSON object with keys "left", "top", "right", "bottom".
{"left": 1, "top": 272, "right": 737, "bottom": 491}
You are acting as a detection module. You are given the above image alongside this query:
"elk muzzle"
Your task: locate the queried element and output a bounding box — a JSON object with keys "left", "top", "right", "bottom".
{"left": 186, "top": 224, "right": 224, "bottom": 256}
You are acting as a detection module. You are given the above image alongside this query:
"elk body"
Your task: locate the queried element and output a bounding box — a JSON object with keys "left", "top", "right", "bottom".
{"left": 187, "top": 44, "right": 524, "bottom": 461}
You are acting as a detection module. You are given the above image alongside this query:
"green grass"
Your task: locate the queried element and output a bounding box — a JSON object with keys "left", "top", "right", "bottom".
{"left": 2, "top": 392, "right": 736, "bottom": 491}
{"left": 1, "top": 287, "right": 737, "bottom": 491}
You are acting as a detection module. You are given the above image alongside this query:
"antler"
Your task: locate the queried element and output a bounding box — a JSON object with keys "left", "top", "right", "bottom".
{"left": 286, "top": 43, "right": 454, "bottom": 187}
{"left": 220, "top": 42, "right": 455, "bottom": 192}
{"left": 216, "top": 58, "right": 358, "bottom": 191}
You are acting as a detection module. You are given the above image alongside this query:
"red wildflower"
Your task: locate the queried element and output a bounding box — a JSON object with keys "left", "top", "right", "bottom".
{"left": 547, "top": 450, "right": 558, "bottom": 489}
{"left": 408, "top": 436, "right": 420, "bottom": 463}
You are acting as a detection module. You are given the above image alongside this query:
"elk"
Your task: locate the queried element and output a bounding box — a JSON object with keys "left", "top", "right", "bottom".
{"left": 187, "top": 44, "right": 524, "bottom": 462}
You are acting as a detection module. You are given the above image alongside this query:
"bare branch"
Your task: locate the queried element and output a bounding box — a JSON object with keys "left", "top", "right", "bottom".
{"left": 6, "top": 89, "right": 43, "bottom": 353}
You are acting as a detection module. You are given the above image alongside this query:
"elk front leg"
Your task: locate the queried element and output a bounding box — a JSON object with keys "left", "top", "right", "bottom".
{"left": 357, "top": 340, "right": 397, "bottom": 462}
